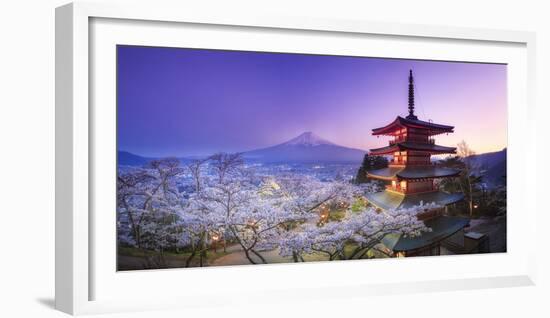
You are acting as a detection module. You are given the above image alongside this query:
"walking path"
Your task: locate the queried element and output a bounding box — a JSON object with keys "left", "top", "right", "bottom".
{"left": 210, "top": 247, "right": 293, "bottom": 266}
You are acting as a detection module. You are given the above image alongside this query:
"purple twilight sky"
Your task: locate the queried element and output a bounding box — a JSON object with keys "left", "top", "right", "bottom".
{"left": 117, "top": 45, "right": 507, "bottom": 157}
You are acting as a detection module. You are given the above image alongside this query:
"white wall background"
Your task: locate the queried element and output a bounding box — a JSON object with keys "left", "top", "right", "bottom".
{"left": 0, "top": 0, "right": 547, "bottom": 317}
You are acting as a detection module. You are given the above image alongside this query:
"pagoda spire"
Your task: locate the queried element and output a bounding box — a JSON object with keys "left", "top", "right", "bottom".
{"left": 406, "top": 69, "right": 418, "bottom": 120}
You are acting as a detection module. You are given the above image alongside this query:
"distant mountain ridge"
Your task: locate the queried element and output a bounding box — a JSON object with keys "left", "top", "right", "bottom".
{"left": 118, "top": 132, "right": 367, "bottom": 166}
{"left": 118, "top": 151, "right": 156, "bottom": 166}
{"left": 470, "top": 148, "right": 507, "bottom": 187}
{"left": 243, "top": 132, "right": 366, "bottom": 163}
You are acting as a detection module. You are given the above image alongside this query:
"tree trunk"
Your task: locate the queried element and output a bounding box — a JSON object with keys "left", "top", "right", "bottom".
{"left": 199, "top": 236, "right": 207, "bottom": 267}
{"left": 135, "top": 227, "right": 141, "bottom": 249}
{"left": 243, "top": 249, "right": 257, "bottom": 264}
{"left": 469, "top": 180, "right": 474, "bottom": 216}
{"left": 250, "top": 249, "right": 267, "bottom": 264}
{"left": 185, "top": 250, "right": 197, "bottom": 268}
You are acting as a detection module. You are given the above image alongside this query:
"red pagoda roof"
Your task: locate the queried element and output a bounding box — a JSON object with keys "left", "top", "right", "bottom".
{"left": 372, "top": 116, "right": 454, "bottom": 136}
{"left": 367, "top": 166, "right": 460, "bottom": 180}
{"left": 369, "top": 142, "right": 456, "bottom": 155}
{"left": 365, "top": 190, "right": 464, "bottom": 211}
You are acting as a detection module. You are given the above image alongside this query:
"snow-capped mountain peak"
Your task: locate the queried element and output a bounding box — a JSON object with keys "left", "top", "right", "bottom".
{"left": 283, "top": 132, "right": 336, "bottom": 147}
{"left": 243, "top": 131, "right": 365, "bottom": 163}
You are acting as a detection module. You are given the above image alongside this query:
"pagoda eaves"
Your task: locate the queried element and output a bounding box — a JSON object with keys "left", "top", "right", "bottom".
{"left": 365, "top": 190, "right": 464, "bottom": 211}
{"left": 372, "top": 116, "right": 454, "bottom": 136}
{"left": 369, "top": 142, "right": 456, "bottom": 156}
{"left": 367, "top": 166, "right": 460, "bottom": 181}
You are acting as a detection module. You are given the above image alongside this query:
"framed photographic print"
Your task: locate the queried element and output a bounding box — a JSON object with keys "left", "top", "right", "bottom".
{"left": 56, "top": 1, "right": 537, "bottom": 315}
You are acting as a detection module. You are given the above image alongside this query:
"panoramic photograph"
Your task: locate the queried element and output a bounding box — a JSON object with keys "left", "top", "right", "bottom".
{"left": 116, "top": 45, "right": 507, "bottom": 270}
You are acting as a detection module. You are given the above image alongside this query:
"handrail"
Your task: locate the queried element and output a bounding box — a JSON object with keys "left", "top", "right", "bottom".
{"left": 389, "top": 138, "right": 436, "bottom": 145}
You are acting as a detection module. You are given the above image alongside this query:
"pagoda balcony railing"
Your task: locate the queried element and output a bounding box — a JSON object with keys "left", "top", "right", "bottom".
{"left": 389, "top": 161, "right": 434, "bottom": 166}
{"left": 389, "top": 138, "right": 435, "bottom": 145}
{"left": 386, "top": 184, "right": 437, "bottom": 195}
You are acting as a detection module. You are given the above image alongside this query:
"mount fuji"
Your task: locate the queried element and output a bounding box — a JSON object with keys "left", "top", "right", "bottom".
{"left": 243, "top": 132, "right": 366, "bottom": 163}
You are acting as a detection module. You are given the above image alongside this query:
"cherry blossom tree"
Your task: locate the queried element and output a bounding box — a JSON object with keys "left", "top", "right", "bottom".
{"left": 278, "top": 204, "right": 433, "bottom": 261}
{"left": 190, "top": 167, "right": 301, "bottom": 264}
{"left": 117, "top": 153, "right": 433, "bottom": 268}
{"left": 117, "top": 158, "right": 182, "bottom": 249}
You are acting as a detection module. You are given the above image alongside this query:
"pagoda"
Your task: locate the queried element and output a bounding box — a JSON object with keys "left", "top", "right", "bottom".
{"left": 365, "top": 70, "right": 471, "bottom": 257}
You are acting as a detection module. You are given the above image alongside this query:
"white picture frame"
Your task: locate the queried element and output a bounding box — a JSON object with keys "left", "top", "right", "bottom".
{"left": 56, "top": 1, "right": 537, "bottom": 315}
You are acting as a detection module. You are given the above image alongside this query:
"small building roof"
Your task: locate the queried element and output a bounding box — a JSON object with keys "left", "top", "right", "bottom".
{"left": 367, "top": 166, "right": 460, "bottom": 180}
{"left": 370, "top": 142, "right": 457, "bottom": 155}
{"left": 365, "top": 190, "right": 464, "bottom": 211}
{"left": 382, "top": 216, "right": 470, "bottom": 252}
{"left": 372, "top": 116, "right": 454, "bottom": 136}
{"left": 464, "top": 231, "right": 485, "bottom": 240}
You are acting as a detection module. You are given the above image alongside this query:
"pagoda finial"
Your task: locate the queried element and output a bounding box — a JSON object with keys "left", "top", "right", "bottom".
{"left": 406, "top": 69, "right": 418, "bottom": 120}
